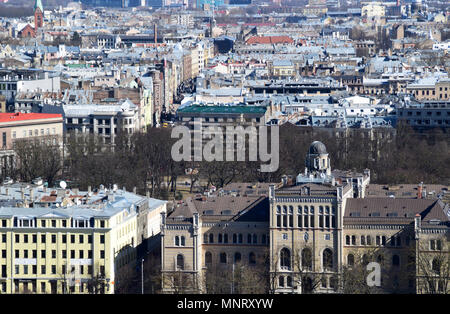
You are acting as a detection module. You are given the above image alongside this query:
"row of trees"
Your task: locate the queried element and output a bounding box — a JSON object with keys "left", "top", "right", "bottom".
{"left": 2, "top": 123, "right": 448, "bottom": 199}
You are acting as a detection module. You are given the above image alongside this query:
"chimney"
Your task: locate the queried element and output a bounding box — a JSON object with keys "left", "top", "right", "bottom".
{"left": 417, "top": 182, "right": 423, "bottom": 199}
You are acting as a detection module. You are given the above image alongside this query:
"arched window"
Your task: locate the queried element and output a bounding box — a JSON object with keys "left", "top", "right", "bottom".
{"left": 247, "top": 234, "right": 252, "bottom": 244}
{"left": 278, "top": 276, "right": 284, "bottom": 287}
{"left": 205, "top": 252, "right": 212, "bottom": 265}
{"left": 362, "top": 254, "right": 369, "bottom": 266}
{"left": 366, "top": 235, "right": 372, "bottom": 245}
{"left": 392, "top": 255, "right": 400, "bottom": 267}
{"left": 432, "top": 257, "right": 441, "bottom": 274}
{"left": 351, "top": 235, "right": 356, "bottom": 245}
{"left": 348, "top": 254, "right": 355, "bottom": 266}
{"left": 346, "top": 235, "right": 350, "bottom": 245}
{"left": 203, "top": 234, "right": 208, "bottom": 244}
{"left": 224, "top": 234, "right": 228, "bottom": 244}
{"left": 180, "top": 236, "right": 185, "bottom": 246}
{"left": 361, "top": 235, "right": 366, "bottom": 245}
{"left": 262, "top": 234, "right": 267, "bottom": 244}
{"left": 209, "top": 234, "right": 214, "bottom": 243}
{"left": 176, "top": 254, "right": 184, "bottom": 270}
{"left": 218, "top": 234, "right": 223, "bottom": 243}
{"left": 175, "top": 236, "right": 179, "bottom": 246}
{"left": 381, "top": 236, "right": 386, "bottom": 246}
{"left": 234, "top": 252, "right": 241, "bottom": 263}
{"left": 286, "top": 276, "right": 292, "bottom": 287}
{"left": 232, "top": 234, "right": 237, "bottom": 244}
{"left": 238, "top": 234, "right": 243, "bottom": 243}
{"left": 276, "top": 206, "right": 281, "bottom": 227}
{"left": 323, "top": 248, "right": 333, "bottom": 271}
{"left": 301, "top": 248, "right": 312, "bottom": 270}
{"left": 253, "top": 234, "right": 257, "bottom": 244}
{"left": 249, "top": 252, "right": 256, "bottom": 265}
{"left": 280, "top": 248, "right": 291, "bottom": 270}
{"left": 220, "top": 252, "right": 227, "bottom": 264}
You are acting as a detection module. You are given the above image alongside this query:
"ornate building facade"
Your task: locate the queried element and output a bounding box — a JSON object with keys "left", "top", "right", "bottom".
{"left": 161, "top": 141, "right": 449, "bottom": 294}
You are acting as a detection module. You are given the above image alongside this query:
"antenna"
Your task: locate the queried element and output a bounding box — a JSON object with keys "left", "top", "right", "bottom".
{"left": 60, "top": 181, "right": 67, "bottom": 189}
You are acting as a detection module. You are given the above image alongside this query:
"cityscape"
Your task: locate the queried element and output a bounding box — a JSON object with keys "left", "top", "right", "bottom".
{"left": 0, "top": 0, "right": 448, "bottom": 297}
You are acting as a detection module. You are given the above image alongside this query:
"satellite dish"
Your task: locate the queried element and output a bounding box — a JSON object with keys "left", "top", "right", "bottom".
{"left": 60, "top": 181, "right": 67, "bottom": 189}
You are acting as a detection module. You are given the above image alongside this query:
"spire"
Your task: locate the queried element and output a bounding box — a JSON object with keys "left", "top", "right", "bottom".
{"left": 34, "top": 0, "right": 43, "bottom": 12}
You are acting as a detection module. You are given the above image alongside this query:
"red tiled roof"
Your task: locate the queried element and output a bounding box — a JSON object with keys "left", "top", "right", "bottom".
{"left": 0, "top": 113, "right": 62, "bottom": 123}
{"left": 246, "top": 35, "right": 294, "bottom": 45}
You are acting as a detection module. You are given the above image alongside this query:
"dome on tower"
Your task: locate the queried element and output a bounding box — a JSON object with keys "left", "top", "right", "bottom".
{"left": 308, "top": 141, "right": 327, "bottom": 155}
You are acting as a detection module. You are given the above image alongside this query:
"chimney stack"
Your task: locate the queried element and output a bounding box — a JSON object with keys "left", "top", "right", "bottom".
{"left": 417, "top": 182, "right": 423, "bottom": 199}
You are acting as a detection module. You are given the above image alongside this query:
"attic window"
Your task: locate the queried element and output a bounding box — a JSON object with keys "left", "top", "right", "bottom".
{"left": 371, "top": 212, "right": 380, "bottom": 217}
{"left": 203, "top": 210, "right": 214, "bottom": 215}
{"left": 221, "top": 210, "right": 232, "bottom": 215}
{"left": 429, "top": 219, "right": 441, "bottom": 225}
{"left": 350, "top": 212, "right": 360, "bottom": 217}
{"left": 387, "top": 212, "right": 398, "bottom": 217}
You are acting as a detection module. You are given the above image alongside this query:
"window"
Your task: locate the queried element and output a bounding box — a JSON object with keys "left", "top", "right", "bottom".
{"left": 41, "top": 250, "right": 46, "bottom": 258}
{"left": 249, "top": 252, "right": 256, "bottom": 265}
{"left": 205, "top": 251, "right": 212, "bottom": 265}
{"left": 323, "top": 249, "right": 333, "bottom": 271}
{"left": 392, "top": 255, "right": 400, "bottom": 267}
{"left": 232, "top": 234, "right": 237, "bottom": 244}
{"left": 100, "top": 235, "right": 105, "bottom": 244}
{"left": 174, "top": 236, "right": 179, "bottom": 246}
{"left": 209, "top": 234, "right": 214, "bottom": 244}
{"left": 346, "top": 235, "right": 350, "bottom": 245}
{"left": 238, "top": 234, "right": 242, "bottom": 244}
{"left": 432, "top": 258, "right": 441, "bottom": 274}
{"left": 100, "top": 250, "right": 105, "bottom": 259}
{"left": 204, "top": 234, "right": 208, "bottom": 244}
{"left": 52, "top": 234, "right": 56, "bottom": 243}
{"left": 361, "top": 235, "right": 366, "bottom": 245}
{"left": 79, "top": 235, "right": 84, "bottom": 243}
{"left": 351, "top": 235, "right": 356, "bottom": 245}
{"left": 280, "top": 248, "right": 291, "bottom": 270}
{"left": 180, "top": 236, "right": 185, "bottom": 246}
{"left": 41, "top": 265, "right": 46, "bottom": 274}
{"left": 234, "top": 252, "right": 241, "bottom": 263}
{"left": 15, "top": 234, "right": 20, "bottom": 243}
{"left": 52, "top": 250, "right": 56, "bottom": 259}
{"left": 348, "top": 254, "right": 355, "bottom": 266}
{"left": 279, "top": 276, "right": 284, "bottom": 287}
{"left": 220, "top": 252, "right": 227, "bottom": 264}
{"left": 71, "top": 235, "right": 75, "bottom": 243}
{"left": 302, "top": 248, "right": 312, "bottom": 270}
{"left": 218, "top": 234, "right": 223, "bottom": 243}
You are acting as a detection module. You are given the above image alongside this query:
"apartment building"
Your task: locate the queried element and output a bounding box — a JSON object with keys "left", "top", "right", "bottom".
{"left": 0, "top": 182, "right": 165, "bottom": 294}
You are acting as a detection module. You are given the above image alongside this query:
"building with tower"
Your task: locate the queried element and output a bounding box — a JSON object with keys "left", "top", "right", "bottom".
{"left": 34, "top": 0, "right": 44, "bottom": 30}
{"left": 161, "top": 141, "right": 449, "bottom": 294}
{"left": 17, "top": 0, "right": 43, "bottom": 38}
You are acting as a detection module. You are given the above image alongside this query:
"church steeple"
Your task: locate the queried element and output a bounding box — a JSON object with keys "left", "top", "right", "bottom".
{"left": 34, "top": 0, "right": 43, "bottom": 12}
{"left": 34, "top": 0, "right": 44, "bottom": 30}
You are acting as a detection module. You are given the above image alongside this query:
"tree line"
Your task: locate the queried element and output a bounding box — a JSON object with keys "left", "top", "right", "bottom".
{"left": 1, "top": 123, "right": 448, "bottom": 199}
